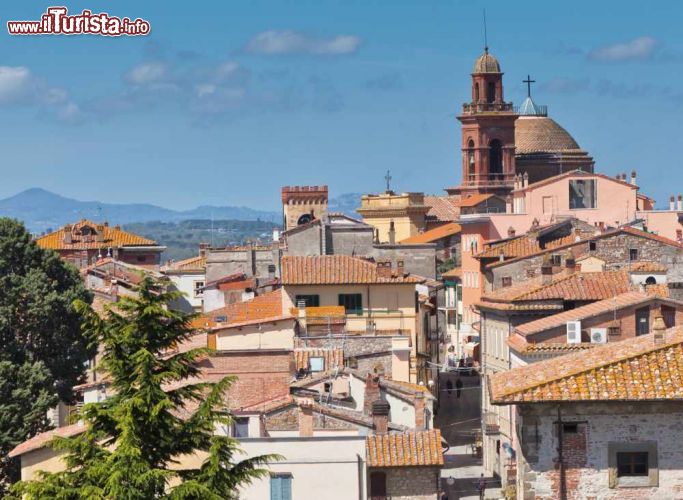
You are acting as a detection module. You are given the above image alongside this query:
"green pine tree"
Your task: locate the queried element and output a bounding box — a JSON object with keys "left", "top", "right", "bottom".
{"left": 0, "top": 218, "right": 94, "bottom": 494}
{"left": 11, "top": 278, "right": 279, "bottom": 499}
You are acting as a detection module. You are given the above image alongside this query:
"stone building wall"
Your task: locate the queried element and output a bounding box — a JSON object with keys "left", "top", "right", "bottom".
{"left": 295, "top": 336, "right": 394, "bottom": 377}
{"left": 369, "top": 467, "right": 440, "bottom": 500}
{"left": 487, "top": 233, "right": 683, "bottom": 290}
{"left": 516, "top": 402, "right": 683, "bottom": 499}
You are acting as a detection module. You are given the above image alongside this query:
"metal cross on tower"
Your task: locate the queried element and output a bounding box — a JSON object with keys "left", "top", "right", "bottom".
{"left": 385, "top": 170, "right": 392, "bottom": 192}
{"left": 523, "top": 74, "right": 536, "bottom": 98}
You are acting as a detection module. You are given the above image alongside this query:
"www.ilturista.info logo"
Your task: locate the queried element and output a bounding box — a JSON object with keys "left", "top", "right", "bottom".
{"left": 7, "top": 7, "right": 150, "bottom": 36}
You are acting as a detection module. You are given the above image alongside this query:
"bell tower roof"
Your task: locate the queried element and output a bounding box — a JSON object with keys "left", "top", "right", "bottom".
{"left": 473, "top": 49, "right": 501, "bottom": 74}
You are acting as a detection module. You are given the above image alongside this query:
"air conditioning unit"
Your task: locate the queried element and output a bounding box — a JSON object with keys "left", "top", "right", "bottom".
{"left": 590, "top": 328, "right": 607, "bottom": 344}
{"left": 566, "top": 321, "right": 581, "bottom": 344}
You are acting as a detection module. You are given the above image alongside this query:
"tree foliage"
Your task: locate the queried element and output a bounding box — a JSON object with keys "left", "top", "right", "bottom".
{"left": 11, "top": 278, "right": 278, "bottom": 499}
{"left": 0, "top": 218, "right": 93, "bottom": 493}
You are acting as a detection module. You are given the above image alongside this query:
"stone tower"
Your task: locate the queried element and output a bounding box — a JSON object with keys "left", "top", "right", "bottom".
{"left": 281, "top": 185, "right": 329, "bottom": 231}
{"left": 447, "top": 49, "right": 518, "bottom": 198}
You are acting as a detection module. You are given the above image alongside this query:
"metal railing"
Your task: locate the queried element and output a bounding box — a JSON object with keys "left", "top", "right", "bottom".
{"left": 462, "top": 101, "right": 514, "bottom": 113}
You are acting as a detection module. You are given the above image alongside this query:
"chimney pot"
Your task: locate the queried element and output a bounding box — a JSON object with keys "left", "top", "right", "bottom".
{"left": 631, "top": 170, "right": 637, "bottom": 185}
{"left": 298, "top": 401, "right": 314, "bottom": 437}
{"left": 678, "top": 195, "right": 682, "bottom": 212}
{"left": 371, "top": 398, "right": 390, "bottom": 434}
{"left": 507, "top": 226, "right": 516, "bottom": 238}
{"left": 652, "top": 315, "right": 667, "bottom": 344}
{"left": 396, "top": 260, "right": 405, "bottom": 277}
{"left": 363, "top": 374, "right": 382, "bottom": 415}
{"left": 670, "top": 196, "right": 676, "bottom": 211}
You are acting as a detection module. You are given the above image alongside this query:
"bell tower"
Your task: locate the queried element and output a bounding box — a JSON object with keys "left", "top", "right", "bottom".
{"left": 447, "top": 49, "right": 518, "bottom": 198}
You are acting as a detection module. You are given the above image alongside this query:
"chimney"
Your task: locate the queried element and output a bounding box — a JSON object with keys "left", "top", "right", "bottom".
{"left": 199, "top": 242, "right": 209, "bottom": 257}
{"left": 95, "top": 224, "right": 104, "bottom": 243}
{"left": 505, "top": 195, "right": 513, "bottom": 214}
{"left": 396, "top": 260, "right": 405, "bottom": 277}
{"left": 564, "top": 248, "right": 576, "bottom": 275}
{"left": 414, "top": 392, "right": 426, "bottom": 431}
{"left": 363, "top": 373, "right": 381, "bottom": 415}
{"left": 388, "top": 220, "right": 396, "bottom": 244}
{"left": 652, "top": 314, "right": 667, "bottom": 345}
{"left": 631, "top": 170, "right": 637, "bottom": 185}
{"left": 670, "top": 196, "right": 676, "bottom": 211}
{"left": 63, "top": 224, "right": 73, "bottom": 244}
{"left": 678, "top": 195, "right": 682, "bottom": 211}
{"left": 103, "top": 221, "right": 109, "bottom": 227}
{"left": 377, "top": 261, "right": 392, "bottom": 279}
{"left": 371, "top": 398, "right": 390, "bottom": 434}
{"left": 298, "top": 400, "right": 314, "bottom": 437}
{"left": 522, "top": 171, "right": 528, "bottom": 188}
{"left": 541, "top": 253, "right": 553, "bottom": 284}
{"left": 507, "top": 226, "right": 516, "bottom": 238}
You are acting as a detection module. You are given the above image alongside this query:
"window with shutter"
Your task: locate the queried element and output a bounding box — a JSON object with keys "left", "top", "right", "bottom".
{"left": 270, "top": 474, "right": 292, "bottom": 500}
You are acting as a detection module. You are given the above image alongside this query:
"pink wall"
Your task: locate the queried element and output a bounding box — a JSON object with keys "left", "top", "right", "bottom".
{"left": 637, "top": 210, "right": 683, "bottom": 243}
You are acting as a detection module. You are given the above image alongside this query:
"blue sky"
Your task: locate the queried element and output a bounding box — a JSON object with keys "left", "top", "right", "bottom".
{"left": 0, "top": 0, "right": 681, "bottom": 210}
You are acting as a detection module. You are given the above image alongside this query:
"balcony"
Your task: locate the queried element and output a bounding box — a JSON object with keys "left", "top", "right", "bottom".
{"left": 483, "top": 412, "right": 501, "bottom": 435}
{"left": 462, "top": 102, "right": 514, "bottom": 114}
{"left": 463, "top": 173, "right": 515, "bottom": 189}
{"left": 295, "top": 307, "right": 413, "bottom": 338}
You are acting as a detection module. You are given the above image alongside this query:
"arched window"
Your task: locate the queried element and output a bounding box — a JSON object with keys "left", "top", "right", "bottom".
{"left": 487, "top": 81, "right": 496, "bottom": 103}
{"left": 467, "top": 139, "right": 476, "bottom": 177}
{"left": 645, "top": 276, "right": 657, "bottom": 286}
{"left": 489, "top": 139, "right": 503, "bottom": 177}
{"left": 474, "top": 83, "right": 480, "bottom": 102}
{"left": 297, "top": 213, "right": 313, "bottom": 225}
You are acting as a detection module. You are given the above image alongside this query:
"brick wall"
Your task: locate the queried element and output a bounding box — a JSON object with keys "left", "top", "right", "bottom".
{"left": 517, "top": 403, "right": 683, "bottom": 499}
{"left": 201, "top": 351, "right": 293, "bottom": 409}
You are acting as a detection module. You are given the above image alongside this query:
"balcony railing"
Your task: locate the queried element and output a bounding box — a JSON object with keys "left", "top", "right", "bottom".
{"left": 464, "top": 173, "right": 515, "bottom": 188}
{"left": 462, "top": 102, "right": 514, "bottom": 114}
{"left": 297, "top": 308, "right": 412, "bottom": 338}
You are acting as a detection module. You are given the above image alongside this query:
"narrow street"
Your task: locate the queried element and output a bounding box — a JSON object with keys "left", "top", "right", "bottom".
{"left": 436, "top": 371, "right": 502, "bottom": 500}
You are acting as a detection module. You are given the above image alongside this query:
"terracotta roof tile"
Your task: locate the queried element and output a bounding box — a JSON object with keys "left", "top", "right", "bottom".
{"left": 453, "top": 193, "right": 496, "bottom": 208}
{"left": 9, "top": 423, "right": 86, "bottom": 457}
{"left": 168, "top": 255, "right": 206, "bottom": 271}
{"left": 294, "top": 348, "right": 344, "bottom": 371}
{"left": 491, "top": 326, "right": 683, "bottom": 404}
{"left": 515, "top": 116, "right": 581, "bottom": 154}
{"left": 477, "top": 232, "right": 578, "bottom": 260}
{"left": 630, "top": 261, "right": 667, "bottom": 273}
{"left": 366, "top": 429, "right": 444, "bottom": 467}
{"left": 208, "top": 289, "right": 293, "bottom": 330}
{"left": 36, "top": 220, "right": 157, "bottom": 250}
{"left": 441, "top": 267, "right": 461, "bottom": 279}
{"left": 424, "top": 196, "right": 460, "bottom": 222}
{"left": 281, "top": 255, "right": 424, "bottom": 285}
{"left": 400, "top": 223, "right": 461, "bottom": 244}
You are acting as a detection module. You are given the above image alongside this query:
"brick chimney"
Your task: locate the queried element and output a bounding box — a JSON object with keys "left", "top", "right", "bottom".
{"left": 199, "top": 242, "right": 209, "bottom": 257}
{"left": 414, "top": 392, "right": 426, "bottom": 431}
{"left": 652, "top": 314, "right": 667, "bottom": 345}
{"left": 63, "top": 224, "right": 73, "bottom": 244}
{"left": 377, "top": 261, "right": 392, "bottom": 279}
{"left": 96, "top": 224, "right": 104, "bottom": 243}
{"left": 363, "top": 373, "right": 381, "bottom": 415}
{"left": 541, "top": 253, "right": 553, "bottom": 284}
{"left": 298, "top": 401, "right": 314, "bottom": 437}
{"left": 564, "top": 249, "right": 576, "bottom": 275}
{"left": 371, "top": 398, "right": 390, "bottom": 434}
{"left": 396, "top": 260, "right": 405, "bottom": 277}
{"left": 388, "top": 220, "right": 396, "bottom": 244}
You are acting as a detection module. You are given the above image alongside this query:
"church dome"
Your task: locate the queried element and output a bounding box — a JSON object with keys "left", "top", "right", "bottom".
{"left": 515, "top": 116, "right": 581, "bottom": 154}
{"left": 473, "top": 50, "right": 501, "bottom": 73}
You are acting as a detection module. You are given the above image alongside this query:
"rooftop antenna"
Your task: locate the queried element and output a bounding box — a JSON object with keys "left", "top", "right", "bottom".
{"left": 385, "top": 170, "right": 392, "bottom": 193}
{"left": 483, "top": 9, "right": 489, "bottom": 53}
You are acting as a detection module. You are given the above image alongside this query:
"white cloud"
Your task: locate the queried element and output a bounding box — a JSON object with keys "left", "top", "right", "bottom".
{"left": 588, "top": 36, "right": 657, "bottom": 61}
{"left": 0, "top": 66, "right": 33, "bottom": 104}
{"left": 244, "top": 30, "right": 361, "bottom": 55}
{"left": 124, "top": 61, "right": 168, "bottom": 85}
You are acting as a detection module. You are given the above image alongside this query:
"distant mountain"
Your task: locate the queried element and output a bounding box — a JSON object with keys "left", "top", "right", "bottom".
{"left": 0, "top": 188, "right": 281, "bottom": 233}
{"left": 328, "top": 192, "right": 362, "bottom": 218}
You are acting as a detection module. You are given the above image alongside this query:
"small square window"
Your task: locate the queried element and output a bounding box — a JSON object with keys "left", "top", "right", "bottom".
{"left": 193, "top": 281, "right": 204, "bottom": 298}
{"left": 501, "top": 277, "right": 512, "bottom": 288}
{"left": 589, "top": 241, "right": 597, "bottom": 252}
{"left": 232, "top": 417, "right": 249, "bottom": 438}
{"left": 629, "top": 249, "right": 638, "bottom": 261}
{"left": 617, "top": 452, "right": 649, "bottom": 477}
{"left": 563, "top": 423, "right": 578, "bottom": 434}
{"left": 551, "top": 254, "right": 562, "bottom": 266}
{"left": 268, "top": 264, "right": 276, "bottom": 273}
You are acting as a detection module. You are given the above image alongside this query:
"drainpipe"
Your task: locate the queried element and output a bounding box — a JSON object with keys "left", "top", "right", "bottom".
{"left": 357, "top": 453, "right": 364, "bottom": 500}
{"left": 557, "top": 406, "right": 566, "bottom": 500}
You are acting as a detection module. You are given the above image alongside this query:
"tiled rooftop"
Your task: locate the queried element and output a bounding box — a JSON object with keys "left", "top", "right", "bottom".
{"left": 424, "top": 196, "right": 460, "bottom": 222}
{"left": 168, "top": 255, "right": 206, "bottom": 271}
{"left": 294, "top": 348, "right": 344, "bottom": 371}
{"left": 281, "top": 255, "right": 424, "bottom": 285}
{"left": 36, "top": 219, "right": 157, "bottom": 250}
{"left": 476, "top": 232, "right": 578, "bottom": 260}
{"left": 9, "top": 423, "right": 86, "bottom": 458}
{"left": 366, "top": 429, "right": 444, "bottom": 467}
{"left": 630, "top": 261, "right": 668, "bottom": 273}
{"left": 207, "top": 289, "right": 292, "bottom": 329}
{"left": 400, "top": 223, "right": 461, "bottom": 244}
{"left": 480, "top": 271, "right": 631, "bottom": 306}
{"left": 491, "top": 326, "right": 683, "bottom": 404}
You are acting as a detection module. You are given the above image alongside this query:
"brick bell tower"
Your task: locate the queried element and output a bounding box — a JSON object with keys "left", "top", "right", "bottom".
{"left": 447, "top": 48, "right": 518, "bottom": 198}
